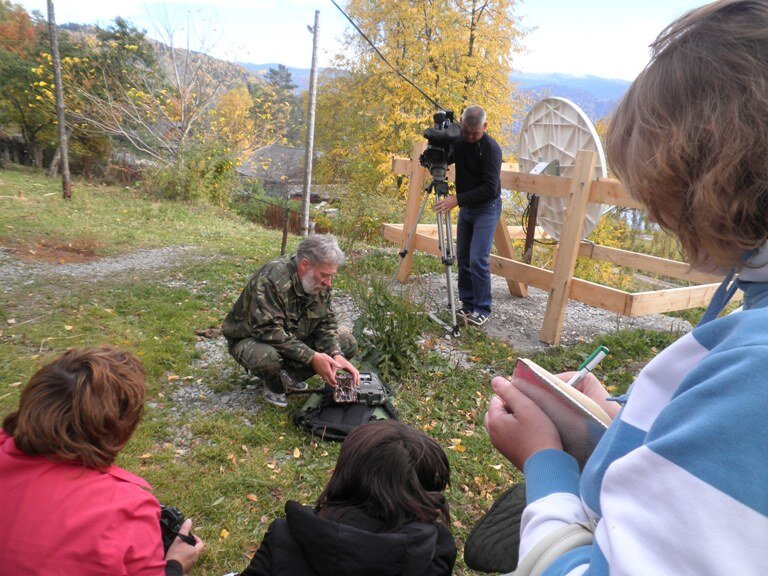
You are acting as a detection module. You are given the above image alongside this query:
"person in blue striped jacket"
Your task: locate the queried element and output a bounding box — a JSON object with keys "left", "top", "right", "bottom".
{"left": 485, "top": 1, "right": 768, "bottom": 574}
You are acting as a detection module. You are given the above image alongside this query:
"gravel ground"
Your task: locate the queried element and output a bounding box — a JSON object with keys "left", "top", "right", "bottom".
{"left": 405, "top": 273, "right": 692, "bottom": 353}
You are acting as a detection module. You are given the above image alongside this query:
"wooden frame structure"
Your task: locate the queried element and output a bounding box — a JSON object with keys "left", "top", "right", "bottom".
{"left": 384, "top": 142, "right": 733, "bottom": 345}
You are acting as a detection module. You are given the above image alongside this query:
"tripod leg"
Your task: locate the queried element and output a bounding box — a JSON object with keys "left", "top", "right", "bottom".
{"left": 442, "top": 210, "right": 458, "bottom": 333}
{"left": 436, "top": 209, "right": 458, "bottom": 333}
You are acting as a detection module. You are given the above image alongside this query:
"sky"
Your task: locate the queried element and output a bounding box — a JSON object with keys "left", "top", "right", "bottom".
{"left": 17, "top": 0, "right": 705, "bottom": 81}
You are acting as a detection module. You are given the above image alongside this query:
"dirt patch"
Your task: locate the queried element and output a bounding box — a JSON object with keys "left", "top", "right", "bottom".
{"left": 5, "top": 237, "right": 101, "bottom": 264}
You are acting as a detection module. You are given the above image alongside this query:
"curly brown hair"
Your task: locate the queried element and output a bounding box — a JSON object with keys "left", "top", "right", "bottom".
{"left": 607, "top": 0, "right": 768, "bottom": 268}
{"left": 2, "top": 346, "right": 146, "bottom": 469}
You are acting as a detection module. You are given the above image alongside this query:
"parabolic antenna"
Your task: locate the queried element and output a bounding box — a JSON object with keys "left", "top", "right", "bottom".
{"left": 517, "top": 97, "right": 607, "bottom": 240}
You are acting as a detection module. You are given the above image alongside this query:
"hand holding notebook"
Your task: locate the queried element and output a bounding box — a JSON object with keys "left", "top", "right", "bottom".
{"left": 510, "top": 358, "right": 613, "bottom": 468}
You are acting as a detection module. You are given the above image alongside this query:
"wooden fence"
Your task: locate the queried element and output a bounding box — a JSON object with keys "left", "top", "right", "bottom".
{"left": 383, "top": 142, "right": 734, "bottom": 345}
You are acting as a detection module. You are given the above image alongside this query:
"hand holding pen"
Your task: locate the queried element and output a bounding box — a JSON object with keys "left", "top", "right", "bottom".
{"left": 566, "top": 345, "right": 609, "bottom": 387}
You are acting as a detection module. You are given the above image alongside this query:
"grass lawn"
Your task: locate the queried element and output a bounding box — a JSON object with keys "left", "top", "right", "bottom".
{"left": 0, "top": 167, "right": 680, "bottom": 575}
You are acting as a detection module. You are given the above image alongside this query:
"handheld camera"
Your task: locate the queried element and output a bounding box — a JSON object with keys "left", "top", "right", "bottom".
{"left": 160, "top": 504, "right": 196, "bottom": 552}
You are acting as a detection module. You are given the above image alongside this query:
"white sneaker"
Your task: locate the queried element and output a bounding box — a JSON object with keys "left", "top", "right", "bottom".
{"left": 467, "top": 312, "right": 490, "bottom": 326}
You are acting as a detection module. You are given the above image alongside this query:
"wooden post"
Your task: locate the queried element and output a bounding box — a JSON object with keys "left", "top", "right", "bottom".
{"left": 280, "top": 205, "right": 290, "bottom": 255}
{"left": 493, "top": 214, "right": 527, "bottom": 297}
{"left": 540, "top": 150, "right": 597, "bottom": 344}
{"left": 395, "top": 141, "right": 428, "bottom": 283}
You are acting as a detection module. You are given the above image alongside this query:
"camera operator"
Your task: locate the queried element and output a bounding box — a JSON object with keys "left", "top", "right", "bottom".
{"left": 0, "top": 346, "right": 205, "bottom": 575}
{"left": 434, "top": 105, "right": 502, "bottom": 327}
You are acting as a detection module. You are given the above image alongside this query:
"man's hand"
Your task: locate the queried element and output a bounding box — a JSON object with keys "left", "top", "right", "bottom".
{"left": 310, "top": 352, "right": 343, "bottom": 386}
{"left": 434, "top": 194, "right": 458, "bottom": 214}
{"left": 333, "top": 354, "right": 360, "bottom": 386}
{"left": 165, "top": 518, "right": 204, "bottom": 574}
{"left": 484, "top": 376, "right": 563, "bottom": 470}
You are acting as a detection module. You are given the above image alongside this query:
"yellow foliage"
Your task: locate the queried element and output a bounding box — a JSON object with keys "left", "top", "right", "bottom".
{"left": 315, "top": 0, "right": 527, "bottom": 195}
{"left": 209, "top": 86, "right": 256, "bottom": 155}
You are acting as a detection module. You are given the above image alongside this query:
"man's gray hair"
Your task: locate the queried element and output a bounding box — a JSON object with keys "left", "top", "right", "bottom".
{"left": 461, "top": 105, "right": 486, "bottom": 128}
{"left": 297, "top": 234, "right": 346, "bottom": 266}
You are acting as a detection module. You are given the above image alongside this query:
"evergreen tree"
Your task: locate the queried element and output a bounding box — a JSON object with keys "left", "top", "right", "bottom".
{"left": 266, "top": 64, "right": 302, "bottom": 144}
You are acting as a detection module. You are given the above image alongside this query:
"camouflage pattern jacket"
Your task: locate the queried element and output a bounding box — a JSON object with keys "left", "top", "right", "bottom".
{"left": 222, "top": 255, "right": 341, "bottom": 365}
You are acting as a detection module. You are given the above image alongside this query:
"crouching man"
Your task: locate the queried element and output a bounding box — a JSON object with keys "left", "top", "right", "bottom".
{"left": 223, "top": 234, "right": 359, "bottom": 408}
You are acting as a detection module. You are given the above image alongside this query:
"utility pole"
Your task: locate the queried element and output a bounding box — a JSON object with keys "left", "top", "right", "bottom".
{"left": 300, "top": 10, "right": 320, "bottom": 237}
{"left": 46, "top": 0, "right": 71, "bottom": 200}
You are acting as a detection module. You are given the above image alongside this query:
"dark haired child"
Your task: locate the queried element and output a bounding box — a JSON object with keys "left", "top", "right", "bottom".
{"left": 236, "top": 420, "right": 456, "bottom": 576}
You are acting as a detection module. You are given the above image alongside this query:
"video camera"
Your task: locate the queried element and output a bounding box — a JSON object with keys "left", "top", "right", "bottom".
{"left": 160, "top": 504, "right": 197, "bottom": 552}
{"left": 419, "top": 110, "right": 462, "bottom": 193}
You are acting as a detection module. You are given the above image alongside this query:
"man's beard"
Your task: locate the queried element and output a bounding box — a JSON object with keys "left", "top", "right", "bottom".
{"left": 301, "top": 272, "right": 323, "bottom": 294}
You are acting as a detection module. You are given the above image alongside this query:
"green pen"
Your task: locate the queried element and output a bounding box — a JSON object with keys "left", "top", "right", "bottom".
{"left": 566, "top": 345, "right": 610, "bottom": 387}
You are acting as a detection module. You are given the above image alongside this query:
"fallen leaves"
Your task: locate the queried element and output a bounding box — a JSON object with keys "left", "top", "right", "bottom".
{"left": 448, "top": 438, "right": 467, "bottom": 453}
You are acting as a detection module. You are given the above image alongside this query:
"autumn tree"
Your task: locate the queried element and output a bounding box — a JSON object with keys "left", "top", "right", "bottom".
{"left": 65, "top": 16, "right": 242, "bottom": 165}
{"left": 0, "top": 1, "right": 52, "bottom": 166}
{"left": 209, "top": 82, "right": 293, "bottom": 158}
{"left": 316, "top": 0, "right": 525, "bottom": 194}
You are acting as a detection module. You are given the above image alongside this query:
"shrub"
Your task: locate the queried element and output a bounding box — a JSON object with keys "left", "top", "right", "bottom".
{"left": 350, "top": 276, "right": 432, "bottom": 382}
{"left": 140, "top": 142, "right": 239, "bottom": 206}
{"left": 328, "top": 188, "right": 407, "bottom": 252}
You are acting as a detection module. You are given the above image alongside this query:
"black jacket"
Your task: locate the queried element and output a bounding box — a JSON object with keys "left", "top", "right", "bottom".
{"left": 239, "top": 501, "right": 457, "bottom": 576}
{"left": 452, "top": 132, "right": 502, "bottom": 207}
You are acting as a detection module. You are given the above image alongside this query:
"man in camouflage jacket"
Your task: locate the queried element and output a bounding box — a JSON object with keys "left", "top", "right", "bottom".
{"left": 222, "top": 234, "right": 358, "bottom": 407}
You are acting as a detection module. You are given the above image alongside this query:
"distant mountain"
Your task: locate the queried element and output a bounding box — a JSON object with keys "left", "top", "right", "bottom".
{"left": 240, "top": 64, "right": 631, "bottom": 123}
{"left": 239, "top": 63, "right": 314, "bottom": 92}
{"left": 512, "top": 72, "right": 631, "bottom": 122}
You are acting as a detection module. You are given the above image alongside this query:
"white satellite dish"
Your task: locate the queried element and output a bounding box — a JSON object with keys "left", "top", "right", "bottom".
{"left": 517, "top": 97, "right": 607, "bottom": 240}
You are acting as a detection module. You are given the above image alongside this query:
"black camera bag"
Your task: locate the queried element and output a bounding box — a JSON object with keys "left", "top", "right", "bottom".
{"left": 291, "top": 373, "right": 398, "bottom": 441}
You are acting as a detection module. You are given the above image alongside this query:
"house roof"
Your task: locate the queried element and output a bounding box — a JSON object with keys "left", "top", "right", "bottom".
{"left": 238, "top": 144, "right": 308, "bottom": 183}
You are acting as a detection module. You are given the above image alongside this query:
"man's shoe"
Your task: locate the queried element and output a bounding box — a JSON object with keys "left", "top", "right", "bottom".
{"left": 280, "top": 370, "right": 308, "bottom": 391}
{"left": 457, "top": 307, "right": 473, "bottom": 318}
{"left": 263, "top": 388, "right": 288, "bottom": 408}
{"left": 467, "top": 312, "right": 490, "bottom": 326}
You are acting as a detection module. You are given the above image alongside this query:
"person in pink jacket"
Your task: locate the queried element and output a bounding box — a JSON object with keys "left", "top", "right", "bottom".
{"left": 0, "top": 346, "right": 204, "bottom": 576}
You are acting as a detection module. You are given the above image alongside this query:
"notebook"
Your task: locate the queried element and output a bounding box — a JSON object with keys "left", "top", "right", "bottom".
{"left": 512, "top": 358, "right": 612, "bottom": 468}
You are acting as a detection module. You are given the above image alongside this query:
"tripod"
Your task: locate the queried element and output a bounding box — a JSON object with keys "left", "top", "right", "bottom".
{"left": 395, "top": 172, "right": 460, "bottom": 336}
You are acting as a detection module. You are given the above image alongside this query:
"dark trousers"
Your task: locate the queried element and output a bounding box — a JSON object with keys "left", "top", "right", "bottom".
{"left": 229, "top": 330, "right": 358, "bottom": 393}
{"left": 456, "top": 197, "right": 501, "bottom": 316}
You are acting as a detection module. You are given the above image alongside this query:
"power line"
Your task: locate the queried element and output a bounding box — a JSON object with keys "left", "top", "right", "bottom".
{"left": 329, "top": 0, "right": 446, "bottom": 112}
